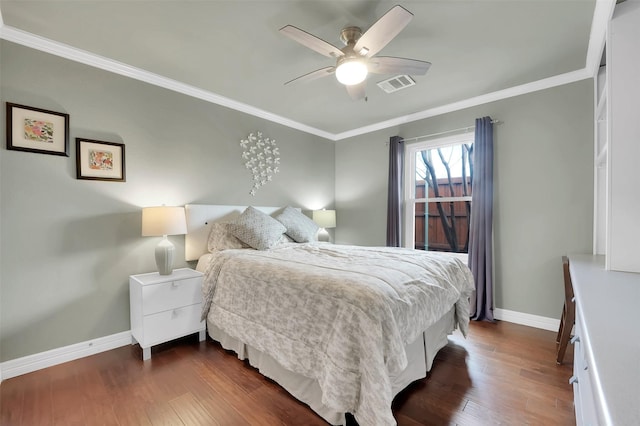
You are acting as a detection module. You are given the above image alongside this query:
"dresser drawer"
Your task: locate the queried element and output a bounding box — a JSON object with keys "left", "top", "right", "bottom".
{"left": 142, "top": 303, "right": 204, "bottom": 346}
{"left": 573, "top": 309, "right": 600, "bottom": 426}
{"left": 142, "top": 277, "right": 201, "bottom": 315}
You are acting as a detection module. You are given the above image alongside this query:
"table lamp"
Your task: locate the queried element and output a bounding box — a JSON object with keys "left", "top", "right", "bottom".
{"left": 142, "top": 206, "right": 187, "bottom": 275}
{"left": 312, "top": 209, "right": 336, "bottom": 242}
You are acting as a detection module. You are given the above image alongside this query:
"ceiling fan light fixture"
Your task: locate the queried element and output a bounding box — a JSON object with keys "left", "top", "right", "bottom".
{"left": 335, "top": 59, "right": 368, "bottom": 86}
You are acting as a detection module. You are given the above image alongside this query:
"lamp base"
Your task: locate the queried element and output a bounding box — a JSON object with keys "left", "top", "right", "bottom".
{"left": 155, "top": 236, "right": 175, "bottom": 275}
{"left": 317, "top": 228, "right": 331, "bottom": 243}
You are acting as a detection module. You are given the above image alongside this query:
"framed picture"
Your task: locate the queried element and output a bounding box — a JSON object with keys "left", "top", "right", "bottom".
{"left": 76, "top": 138, "right": 126, "bottom": 182}
{"left": 6, "top": 102, "right": 70, "bottom": 156}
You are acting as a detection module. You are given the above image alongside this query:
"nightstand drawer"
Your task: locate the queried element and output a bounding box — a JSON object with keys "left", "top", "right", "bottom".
{"left": 142, "top": 277, "right": 201, "bottom": 315}
{"left": 130, "top": 269, "right": 205, "bottom": 360}
{"left": 143, "top": 303, "right": 204, "bottom": 346}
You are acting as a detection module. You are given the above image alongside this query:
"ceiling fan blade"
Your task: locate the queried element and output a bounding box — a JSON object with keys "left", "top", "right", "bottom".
{"left": 279, "top": 25, "right": 345, "bottom": 58}
{"left": 368, "top": 56, "right": 431, "bottom": 75}
{"left": 346, "top": 82, "right": 366, "bottom": 101}
{"left": 285, "top": 66, "right": 336, "bottom": 85}
{"left": 353, "top": 5, "right": 413, "bottom": 57}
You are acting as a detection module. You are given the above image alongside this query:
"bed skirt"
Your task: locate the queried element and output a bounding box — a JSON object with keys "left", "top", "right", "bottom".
{"left": 207, "top": 306, "right": 456, "bottom": 425}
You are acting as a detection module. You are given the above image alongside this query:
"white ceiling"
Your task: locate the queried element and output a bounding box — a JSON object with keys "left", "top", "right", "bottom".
{"left": 0, "top": 1, "right": 612, "bottom": 140}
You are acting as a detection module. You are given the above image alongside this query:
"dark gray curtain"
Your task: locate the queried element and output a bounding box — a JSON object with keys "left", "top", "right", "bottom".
{"left": 386, "top": 136, "right": 404, "bottom": 247}
{"left": 469, "top": 117, "right": 494, "bottom": 321}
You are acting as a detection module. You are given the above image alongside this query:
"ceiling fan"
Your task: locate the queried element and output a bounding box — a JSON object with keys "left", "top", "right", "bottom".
{"left": 279, "top": 5, "right": 431, "bottom": 101}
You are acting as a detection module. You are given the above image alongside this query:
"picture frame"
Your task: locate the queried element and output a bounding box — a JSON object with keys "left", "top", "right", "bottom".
{"left": 76, "top": 138, "right": 126, "bottom": 182}
{"left": 6, "top": 102, "right": 70, "bottom": 156}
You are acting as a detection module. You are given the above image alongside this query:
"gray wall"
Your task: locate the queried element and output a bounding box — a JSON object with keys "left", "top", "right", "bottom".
{"left": 0, "top": 41, "right": 334, "bottom": 361}
{"left": 0, "top": 37, "right": 594, "bottom": 362}
{"left": 336, "top": 79, "right": 594, "bottom": 319}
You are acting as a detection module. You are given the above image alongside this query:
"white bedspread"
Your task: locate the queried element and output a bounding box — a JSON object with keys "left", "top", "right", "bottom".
{"left": 201, "top": 243, "right": 474, "bottom": 426}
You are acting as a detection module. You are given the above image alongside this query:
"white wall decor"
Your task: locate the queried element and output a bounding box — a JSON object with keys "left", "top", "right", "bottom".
{"left": 240, "top": 131, "right": 280, "bottom": 195}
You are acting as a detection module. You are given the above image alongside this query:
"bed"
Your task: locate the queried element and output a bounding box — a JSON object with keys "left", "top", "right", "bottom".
{"left": 185, "top": 204, "right": 475, "bottom": 426}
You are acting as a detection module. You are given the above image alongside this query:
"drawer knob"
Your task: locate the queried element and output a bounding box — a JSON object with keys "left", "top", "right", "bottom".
{"left": 570, "top": 335, "right": 580, "bottom": 344}
{"left": 172, "top": 281, "right": 181, "bottom": 287}
{"left": 569, "top": 376, "right": 578, "bottom": 385}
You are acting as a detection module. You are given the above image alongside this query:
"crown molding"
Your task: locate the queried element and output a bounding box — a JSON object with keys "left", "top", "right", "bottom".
{"left": 0, "top": 25, "right": 336, "bottom": 141}
{"left": 1, "top": 0, "right": 611, "bottom": 142}
{"left": 333, "top": 68, "right": 592, "bottom": 140}
{"left": 585, "top": 0, "right": 616, "bottom": 76}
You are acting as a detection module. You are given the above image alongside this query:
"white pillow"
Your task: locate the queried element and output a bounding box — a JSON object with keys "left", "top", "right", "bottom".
{"left": 274, "top": 206, "right": 319, "bottom": 243}
{"left": 230, "top": 206, "right": 287, "bottom": 250}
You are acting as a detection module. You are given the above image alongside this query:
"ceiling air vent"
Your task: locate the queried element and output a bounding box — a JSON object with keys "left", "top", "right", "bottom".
{"left": 377, "top": 75, "right": 416, "bottom": 94}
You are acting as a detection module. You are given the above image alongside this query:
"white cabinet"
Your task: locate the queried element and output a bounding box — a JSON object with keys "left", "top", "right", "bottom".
{"left": 604, "top": 1, "right": 640, "bottom": 272}
{"left": 568, "top": 255, "right": 640, "bottom": 426}
{"left": 571, "top": 306, "right": 600, "bottom": 426}
{"left": 129, "top": 268, "right": 205, "bottom": 360}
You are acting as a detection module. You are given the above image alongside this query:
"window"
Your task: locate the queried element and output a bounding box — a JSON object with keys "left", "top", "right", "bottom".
{"left": 404, "top": 133, "right": 474, "bottom": 253}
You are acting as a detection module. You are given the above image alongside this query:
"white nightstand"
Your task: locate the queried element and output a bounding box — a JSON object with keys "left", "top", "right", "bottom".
{"left": 129, "top": 268, "right": 206, "bottom": 360}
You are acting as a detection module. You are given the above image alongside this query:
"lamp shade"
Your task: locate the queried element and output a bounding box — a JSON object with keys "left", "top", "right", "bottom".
{"left": 312, "top": 209, "right": 336, "bottom": 229}
{"left": 142, "top": 206, "right": 187, "bottom": 236}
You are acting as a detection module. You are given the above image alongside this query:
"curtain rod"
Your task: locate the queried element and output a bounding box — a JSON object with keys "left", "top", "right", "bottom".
{"left": 402, "top": 120, "right": 501, "bottom": 143}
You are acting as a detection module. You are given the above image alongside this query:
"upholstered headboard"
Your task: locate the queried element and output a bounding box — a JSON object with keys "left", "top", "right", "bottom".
{"left": 184, "top": 204, "right": 284, "bottom": 261}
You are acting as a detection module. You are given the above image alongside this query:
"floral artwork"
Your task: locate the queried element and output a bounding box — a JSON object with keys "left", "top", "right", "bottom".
{"left": 76, "top": 138, "right": 125, "bottom": 182}
{"left": 88, "top": 149, "right": 114, "bottom": 170}
{"left": 23, "top": 118, "right": 55, "bottom": 143}
{"left": 6, "top": 103, "right": 69, "bottom": 156}
{"left": 240, "top": 131, "right": 281, "bottom": 196}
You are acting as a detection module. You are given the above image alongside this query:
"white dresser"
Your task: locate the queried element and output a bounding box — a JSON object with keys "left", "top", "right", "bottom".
{"left": 568, "top": 255, "right": 640, "bottom": 425}
{"left": 129, "top": 268, "right": 206, "bottom": 360}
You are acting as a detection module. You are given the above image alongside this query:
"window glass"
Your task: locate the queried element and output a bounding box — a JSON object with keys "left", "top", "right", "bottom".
{"left": 405, "top": 134, "right": 473, "bottom": 253}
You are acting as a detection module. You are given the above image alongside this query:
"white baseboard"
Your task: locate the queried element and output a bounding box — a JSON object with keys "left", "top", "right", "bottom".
{"left": 0, "top": 331, "right": 131, "bottom": 381}
{"left": 0, "top": 308, "right": 559, "bottom": 382}
{"left": 494, "top": 308, "right": 560, "bottom": 332}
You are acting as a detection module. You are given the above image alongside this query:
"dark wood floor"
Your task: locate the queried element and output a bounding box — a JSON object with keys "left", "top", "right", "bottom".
{"left": 0, "top": 320, "right": 575, "bottom": 425}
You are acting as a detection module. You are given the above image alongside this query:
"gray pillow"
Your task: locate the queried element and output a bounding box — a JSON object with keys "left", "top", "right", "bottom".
{"left": 274, "top": 206, "right": 319, "bottom": 243}
{"left": 207, "top": 222, "right": 250, "bottom": 252}
{"left": 230, "top": 207, "right": 287, "bottom": 250}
